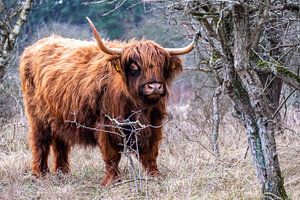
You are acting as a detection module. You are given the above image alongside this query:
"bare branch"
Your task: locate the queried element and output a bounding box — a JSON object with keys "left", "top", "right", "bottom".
{"left": 102, "top": 0, "right": 127, "bottom": 16}
{"left": 8, "top": 0, "right": 33, "bottom": 49}
{"left": 255, "top": 64, "right": 300, "bottom": 90}
{"left": 210, "top": 86, "right": 222, "bottom": 157}
{"left": 271, "top": 89, "right": 296, "bottom": 119}
{"left": 248, "top": 1, "right": 270, "bottom": 50}
{"left": 282, "top": 3, "right": 300, "bottom": 16}
{"left": 251, "top": 48, "right": 300, "bottom": 90}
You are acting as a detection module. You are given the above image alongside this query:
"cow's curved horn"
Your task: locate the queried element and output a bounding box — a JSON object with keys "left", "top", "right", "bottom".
{"left": 86, "top": 17, "right": 123, "bottom": 55}
{"left": 164, "top": 32, "right": 200, "bottom": 55}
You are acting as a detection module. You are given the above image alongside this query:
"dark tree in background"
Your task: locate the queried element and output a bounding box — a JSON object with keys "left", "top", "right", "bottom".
{"left": 148, "top": 0, "right": 300, "bottom": 199}
{"left": 28, "top": 0, "right": 147, "bottom": 39}
{"left": 0, "top": 0, "right": 33, "bottom": 82}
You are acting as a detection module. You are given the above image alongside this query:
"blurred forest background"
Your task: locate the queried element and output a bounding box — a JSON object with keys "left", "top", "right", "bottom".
{"left": 0, "top": 0, "right": 299, "bottom": 199}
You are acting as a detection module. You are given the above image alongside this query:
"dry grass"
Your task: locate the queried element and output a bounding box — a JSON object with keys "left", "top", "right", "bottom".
{"left": 0, "top": 106, "right": 299, "bottom": 200}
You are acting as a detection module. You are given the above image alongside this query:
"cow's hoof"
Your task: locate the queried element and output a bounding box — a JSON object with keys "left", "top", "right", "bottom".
{"left": 100, "top": 174, "right": 120, "bottom": 187}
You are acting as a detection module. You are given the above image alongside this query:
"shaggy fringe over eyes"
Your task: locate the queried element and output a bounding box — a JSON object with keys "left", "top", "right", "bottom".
{"left": 121, "top": 40, "right": 183, "bottom": 85}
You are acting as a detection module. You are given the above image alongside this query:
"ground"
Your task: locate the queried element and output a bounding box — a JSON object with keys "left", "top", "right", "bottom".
{"left": 0, "top": 106, "right": 299, "bottom": 200}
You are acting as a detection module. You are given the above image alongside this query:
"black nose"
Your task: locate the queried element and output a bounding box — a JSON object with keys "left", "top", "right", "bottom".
{"left": 145, "top": 83, "right": 164, "bottom": 94}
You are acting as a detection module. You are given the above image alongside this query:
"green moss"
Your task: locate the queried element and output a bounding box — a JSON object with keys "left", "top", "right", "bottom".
{"left": 254, "top": 135, "right": 266, "bottom": 168}
{"left": 257, "top": 60, "right": 268, "bottom": 68}
{"left": 276, "top": 65, "right": 300, "bottom": 84}
{"left": 211, "top": 52, "right": 221, "bottom": 62}
{"left": 256, "top": 59, "right": 300, "bottom": 84}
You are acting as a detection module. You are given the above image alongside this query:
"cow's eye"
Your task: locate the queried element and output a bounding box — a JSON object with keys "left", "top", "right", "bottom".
{"left": 130, "top": 63, "right": 140, "bottom": 75}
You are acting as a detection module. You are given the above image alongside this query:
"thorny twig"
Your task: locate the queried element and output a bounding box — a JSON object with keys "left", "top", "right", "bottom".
{"left": 65, "top": 110, "right": 167, "bottom": 196}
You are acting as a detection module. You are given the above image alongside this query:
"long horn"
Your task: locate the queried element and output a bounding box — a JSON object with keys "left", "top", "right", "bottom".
{"left": 86, "top": 17, "right": 122, "bottom": 55}
{"left": 164, "top": 32, "right": 200, "bottom": 55}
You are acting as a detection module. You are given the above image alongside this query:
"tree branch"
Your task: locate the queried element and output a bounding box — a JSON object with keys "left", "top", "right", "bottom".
{"left": 255, "top": 63, "right": 300, "bottom": 90}
{"left": 282, "top": 3, "right": 300, "bottom": 16}
{"left": 210, "top": 86, "right": 221, "bottom": 157}
{"left": 248, "top": 0, "right": 270, "bottom": 50}
{"left": 8, "top": 0, "right": 33, "bottom": 50}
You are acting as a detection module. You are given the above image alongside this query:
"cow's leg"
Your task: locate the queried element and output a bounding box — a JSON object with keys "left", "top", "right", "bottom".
{"left": 52, "top": 137, "right": 70, "bottom": 174}
{"left": 139, "top": 147, "right": 160, "bottom": 176}
{"left": 101, "top": 151, "right": 121, "bottom": 186}
{"left": 29, "top": 123, "right": 51, "bottom": 176}
{"left": 139, "top": 129, "right": 162, "bottom": 176}
{"left": 98, "top": 133, "right": 121, "bottom": 186}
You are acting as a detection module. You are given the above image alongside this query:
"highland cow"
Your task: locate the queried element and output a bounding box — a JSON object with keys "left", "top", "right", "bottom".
{"left": 20, "top": 17, "right": 196, "bottom": 186}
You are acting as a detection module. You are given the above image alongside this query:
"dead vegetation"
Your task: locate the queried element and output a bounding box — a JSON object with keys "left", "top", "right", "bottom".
{"left": 0, "top": 106, "right": 299, "bottom": 200}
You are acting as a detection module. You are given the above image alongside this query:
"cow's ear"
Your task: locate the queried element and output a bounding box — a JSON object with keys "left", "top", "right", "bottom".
{"left": 114, "top": 61, "right": 122, "bottom": 73}
{"left": 168, "top": 56, "right": 183, "bottom": 80}
{"left": 109, "top": 56, "right": 122, "bottom": 73}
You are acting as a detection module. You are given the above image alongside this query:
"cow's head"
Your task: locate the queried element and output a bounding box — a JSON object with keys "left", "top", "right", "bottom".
{"left": 87, "top": 17, "right": 197, "bottom": 105}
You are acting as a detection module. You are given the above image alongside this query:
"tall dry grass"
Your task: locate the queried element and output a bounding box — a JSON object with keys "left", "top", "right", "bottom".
{"left": 0, "top": 106, "right": 299, "bottom": 200}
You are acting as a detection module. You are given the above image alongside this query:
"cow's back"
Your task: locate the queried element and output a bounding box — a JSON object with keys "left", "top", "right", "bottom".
{"left": 19, "top": 36, "right": 112, "bottom": 145}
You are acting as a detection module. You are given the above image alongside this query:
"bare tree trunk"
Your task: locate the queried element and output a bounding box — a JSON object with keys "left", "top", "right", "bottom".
{"left": 163, "top": 0, "right": 300, "bottom": 198}
{"left": 232, "top": 4, "right": 287, "bottom": 199}
{"left": 210, "top": 86, "right": 221, "bottom": 157}
{"left": 0, "top": 0, "right": 33, "bottom": 81}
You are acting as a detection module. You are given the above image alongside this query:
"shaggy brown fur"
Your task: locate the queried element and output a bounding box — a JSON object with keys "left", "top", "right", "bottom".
{"left": 20, "top": 35, "right": 183, "bottom": 186}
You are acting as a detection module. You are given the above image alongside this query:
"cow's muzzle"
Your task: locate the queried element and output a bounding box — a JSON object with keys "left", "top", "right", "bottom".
{"left": 142, "top": 82, "right": 164, "bottom": 96}
{"left": 140, "top": 82, "right": 166, "bottom": 104}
